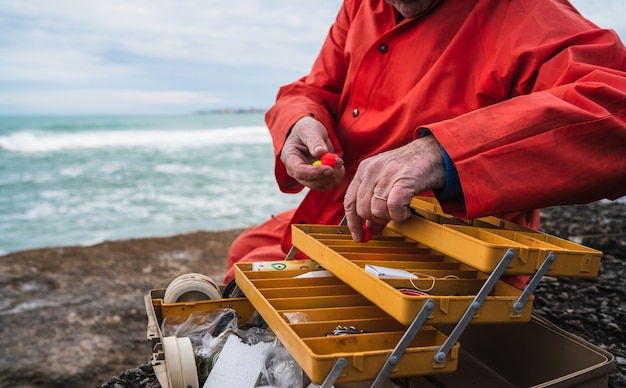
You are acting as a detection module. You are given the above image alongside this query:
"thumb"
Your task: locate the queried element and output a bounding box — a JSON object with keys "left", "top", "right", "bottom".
{"left": 311, "top": 144, "right": 328, "bottom": 158}
{"left": 294, "top": 116, "right": 331, "bottom": 158}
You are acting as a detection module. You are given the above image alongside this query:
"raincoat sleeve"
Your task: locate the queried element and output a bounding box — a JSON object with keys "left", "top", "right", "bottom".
{"left": 427, "top": 26, "right": 626, "bottom": 218}
{"left": 264, "top": 1, "right": 359, "bottom": 193}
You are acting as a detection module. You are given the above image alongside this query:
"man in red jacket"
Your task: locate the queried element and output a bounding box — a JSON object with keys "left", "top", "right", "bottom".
{"left": 223, "top": 0, "right": 626, "bottom": 285}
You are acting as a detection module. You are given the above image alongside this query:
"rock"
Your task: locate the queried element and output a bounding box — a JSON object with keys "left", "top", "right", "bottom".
{"left": 0, "top": 229, "right": 243, "bottom": 388}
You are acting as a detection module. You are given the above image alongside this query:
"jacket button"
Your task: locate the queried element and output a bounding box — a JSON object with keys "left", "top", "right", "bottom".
{"left": 352, "top": 108, "right": 359, "bottom": 117}
{"left": 379, "top": 43, "right": 389, "bottom": 53}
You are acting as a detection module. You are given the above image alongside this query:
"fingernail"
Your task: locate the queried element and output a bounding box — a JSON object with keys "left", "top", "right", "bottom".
{"left": 351, "top": 232, "right": 360, "bottom": 242}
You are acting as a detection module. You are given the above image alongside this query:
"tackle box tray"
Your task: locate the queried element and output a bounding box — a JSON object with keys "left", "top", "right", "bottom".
{"left": 145, "top": 289, "right": 257, "bottom": 388}
{"left": 291, "top": 224, "right": 533, "bottom": 326}
{"left": 233, "top": 264, "right": 460, "bottom": 384}
{"left": 386, "top": 197, "right": 602, "bottom": 277}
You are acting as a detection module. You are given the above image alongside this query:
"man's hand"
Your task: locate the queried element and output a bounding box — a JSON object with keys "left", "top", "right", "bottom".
{"left": 343, "top": 135, "right": 446, "bottom": 241}
{"left": 280, "top": 116, "right": 345, "bottom": 191}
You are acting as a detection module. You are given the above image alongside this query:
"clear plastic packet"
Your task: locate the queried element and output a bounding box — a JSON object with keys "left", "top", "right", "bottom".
{"left": 161, "top": 308, "right": 304, "bottom": 387}
{"left": 255, "top": 340, "right": 303, "bottom": 388}
{"left": 161, "top": 308, "right": 239, "bottom": 344}
{"left": 161, "top": 308, "right": 241, "bottom": 384}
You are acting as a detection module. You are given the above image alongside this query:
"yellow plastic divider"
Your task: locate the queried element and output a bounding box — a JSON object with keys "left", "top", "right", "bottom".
{"left": 387, "top": 215, "right": 602, "bottom": 277}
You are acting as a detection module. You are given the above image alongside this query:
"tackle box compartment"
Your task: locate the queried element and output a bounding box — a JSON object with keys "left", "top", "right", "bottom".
{"left": 411, "top": 314, "right": 615, "bottom": 387}
{"left": 233, "top": 264, "right": 460, "bottom": 384}
{"left": 385, "top": 198, "right": 602, "bottom": 277}
{"left": 290, "top": 224, "right": 534, "bottom": 326}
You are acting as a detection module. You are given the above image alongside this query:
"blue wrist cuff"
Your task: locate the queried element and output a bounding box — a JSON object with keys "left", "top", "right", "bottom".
{"left": 419, "top": 128, "right": 463, "bottom": 202}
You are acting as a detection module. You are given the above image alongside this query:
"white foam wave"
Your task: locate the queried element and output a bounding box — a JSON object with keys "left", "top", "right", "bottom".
{"left": 154, "top": 164, "right": 195, "bottom": 174}
{"left": 0, "top": 126, "right": 270, "bottom": 152}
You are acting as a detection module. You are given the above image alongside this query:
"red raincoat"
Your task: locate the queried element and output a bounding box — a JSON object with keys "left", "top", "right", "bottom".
{"left": 267, "top": 0, "right": 626, "bottom": 237}
{"left": 224, "top": 0, "right": 626, "bottom": 284}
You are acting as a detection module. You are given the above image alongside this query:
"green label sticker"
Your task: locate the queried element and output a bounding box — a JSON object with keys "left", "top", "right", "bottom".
{"left": 271, "top": 262, "right": 287, "bottom": 270}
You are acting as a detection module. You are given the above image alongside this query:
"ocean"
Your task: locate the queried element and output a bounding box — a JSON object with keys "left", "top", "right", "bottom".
{"left": 0, "top": 113, "right": 307, "bottom": 255}
{"left": 2, "top": 114, "right": 623, "bottom": 256}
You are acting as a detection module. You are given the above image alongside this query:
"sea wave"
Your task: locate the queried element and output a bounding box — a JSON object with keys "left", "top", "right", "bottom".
{"left": 0, "top": 126, "right": 270, "bottom": 152}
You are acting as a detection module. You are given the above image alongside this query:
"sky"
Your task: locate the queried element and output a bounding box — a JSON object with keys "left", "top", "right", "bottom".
{"left": 0, "top": 0, "right": 624, "bottom": 115}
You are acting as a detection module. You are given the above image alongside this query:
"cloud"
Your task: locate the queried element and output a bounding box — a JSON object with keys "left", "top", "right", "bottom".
{"left": 0, "top": 0, "right": 624, "bottom": 115}
{"left": 0, "top": 47, "right": 133, "bottom": 86}
{"left": 0, "top": 0, "right": 342, "bottom": 113}
{"left": 570, "top": 0, "right": 626, "bottom": 37}
{"left": 0, "top": 1, "right": 338, "bottom": 81}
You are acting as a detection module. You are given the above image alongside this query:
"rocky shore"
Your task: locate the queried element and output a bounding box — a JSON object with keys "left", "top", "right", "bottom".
{"left": 533, "top": 201, "right": 626, "bottom": 387}
{"left": 1, "top": 201, "right": 624, "bottom": 387}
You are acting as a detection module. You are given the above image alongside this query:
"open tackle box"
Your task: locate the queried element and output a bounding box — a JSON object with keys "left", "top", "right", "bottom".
{"left": 145, "top": 196, "right": 611, "bottom": 387}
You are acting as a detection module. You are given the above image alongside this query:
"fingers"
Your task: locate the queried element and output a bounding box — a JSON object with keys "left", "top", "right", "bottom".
{"left": 369, "top": 190, "right": 391, "bottom": 222}
{"left": 345, "top": 186, "right": 392, "bottom": 243}
{"left": 292, "top": 116, "right": 333, "bottom": 159}
{"left": 360, "top": 183, "right": 411, "bottom": 226}
{"left": 281, "top": 116, "right": 345, "bottom": 191}
{"left": 344, "top": 137, "right": 446, "bottom": 241}
{"left": 294, "top": 160, "right": 345, "bottom": 191}
{"left": 345, "top": 183, "right": 410, "bottom": 241}
{"left": 344, "top": 174, "right": 364, "bottom": 241}
{"left": 386, "top": 185, "right": 413, "bottom": 221}
{"left": 365, "top": 219, "right": 387, "bottom": 236}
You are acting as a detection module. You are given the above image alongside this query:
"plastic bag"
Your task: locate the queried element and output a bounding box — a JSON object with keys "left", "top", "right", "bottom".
{"left": 161, "top": 308, "right": 304, "bottom": 387}
{"left": 242, "top": 326, "right": 278, "bottom": 345}
{"left": 197, "top": 325, "right": 277, "bottom": 375}
{"left": 255, "top": 340, "right": 303, "bottom": 388}
{"left": 161, "top": 308, "right": 240, "bottom": 384}
{"left": 161, "top": 308, "right": 239, "bottom": 344}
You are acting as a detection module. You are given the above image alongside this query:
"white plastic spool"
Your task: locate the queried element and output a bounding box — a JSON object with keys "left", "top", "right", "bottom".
{"left": 163, "top": 336, "right": 199, "bottom": 388}
{"left": 163, "top": 336, "right": 184, "bottom": 388}
{"left": 163, "top": 273, "right": 222, "bottom": 303}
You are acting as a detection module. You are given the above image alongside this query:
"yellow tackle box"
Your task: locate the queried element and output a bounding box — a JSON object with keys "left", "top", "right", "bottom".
{"left": 290, "top": 224, "right": 533, "bottom": 326}
{"left": 144, "top": 196, "right": 609, "bottom": 387}
{"left": 233, "top": 264, "right": 460, "bottom": 384}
